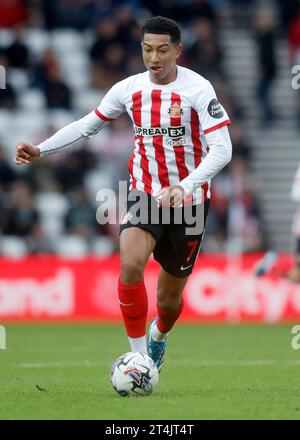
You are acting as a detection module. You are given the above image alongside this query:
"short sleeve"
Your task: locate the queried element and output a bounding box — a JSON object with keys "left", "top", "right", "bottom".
{"left": 95, "top": 79, "right": 127, "bottom": 122}
{"left": 195, "top": 81, "right": 231, "bottom": 135}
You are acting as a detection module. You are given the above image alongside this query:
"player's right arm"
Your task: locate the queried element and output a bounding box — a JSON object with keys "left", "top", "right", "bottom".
{"left": 13, "top": 79, "right": 127, "bottom": 165}
{"left": 14, "top": 141, "right": 41, "bottom": 165}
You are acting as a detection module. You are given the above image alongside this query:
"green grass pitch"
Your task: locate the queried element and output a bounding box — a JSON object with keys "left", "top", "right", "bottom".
{"left": 0, "top": 323, "right": 300, "bottom": 420}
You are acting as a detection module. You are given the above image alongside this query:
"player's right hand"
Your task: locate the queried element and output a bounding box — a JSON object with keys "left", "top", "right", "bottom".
{"left": 14, "top": 142, "right": 40, "bottom": 165}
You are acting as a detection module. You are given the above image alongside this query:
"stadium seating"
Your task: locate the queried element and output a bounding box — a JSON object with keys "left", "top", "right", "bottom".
{"left": 91, "top": 236, "right": 115, "bottom": 256}
{"left": 53, "top": 235, "right": 89, "bottom": 258}
{"left": 0, "top": 236, "right": 28, "bottom": 258}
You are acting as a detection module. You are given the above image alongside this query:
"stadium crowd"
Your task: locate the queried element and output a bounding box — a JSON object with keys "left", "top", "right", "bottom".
{"left": 1, "top": 0, "right": 297, "bottom": 257}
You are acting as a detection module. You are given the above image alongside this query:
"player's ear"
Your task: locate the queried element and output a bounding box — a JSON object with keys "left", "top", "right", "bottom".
{"left": 175, "top": 44, "right": 183, "bottom": 59}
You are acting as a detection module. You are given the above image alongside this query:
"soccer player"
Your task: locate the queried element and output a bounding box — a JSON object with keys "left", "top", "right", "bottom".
{"left": 14, "top": 17, "right": 232, "bottom": 372}
{"left": 254, "top": 164, "right": 300, "bottom": 283}
{"left": 286, "top": 163, "right": 300, "bottom": 283}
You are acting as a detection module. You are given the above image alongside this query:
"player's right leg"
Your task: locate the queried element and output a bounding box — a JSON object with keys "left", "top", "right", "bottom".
{"left": 118, "top": 227, "right": 156, "bottom": 354}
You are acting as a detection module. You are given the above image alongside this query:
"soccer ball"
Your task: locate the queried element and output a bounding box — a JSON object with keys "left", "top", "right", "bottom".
{"left": 110, "top": 352, "right": 159, "bottom": 397}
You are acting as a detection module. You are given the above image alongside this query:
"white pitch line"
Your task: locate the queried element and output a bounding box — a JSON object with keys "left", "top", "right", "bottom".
{"left": 14, "top": 359, "right": 300, "bottom": 369}
{"left": 177, "top": 359, "right": 300, "bottom": 366}
{"left": 15, "top": 360, "right": 102, "bottom": 369}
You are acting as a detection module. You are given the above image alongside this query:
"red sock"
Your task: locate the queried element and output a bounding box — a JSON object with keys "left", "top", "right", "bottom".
{"left": 157, "top": 299, "right": 184, "bottom": 334}
{"left": 118, "top": 277, "right": 148, "bottom": 338}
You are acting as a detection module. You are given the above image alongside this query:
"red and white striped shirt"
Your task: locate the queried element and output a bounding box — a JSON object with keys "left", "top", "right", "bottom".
{"left": 37, "top": 66, "right": 231, "bottom": 205}
{"left": 95, "top": 66, "right": 231, "bottom": 204}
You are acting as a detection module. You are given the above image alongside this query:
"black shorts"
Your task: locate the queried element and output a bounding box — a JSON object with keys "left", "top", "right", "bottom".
{"left": 119, "top": 190, "right": 210, "bottom": 278}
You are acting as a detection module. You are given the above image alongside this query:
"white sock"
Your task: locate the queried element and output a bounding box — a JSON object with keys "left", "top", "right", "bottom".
{"left": 151, "top": 322, "right": 168, "bottom": 342}
{"left": 128, "top": 336, "right": 147, "bottom": 354}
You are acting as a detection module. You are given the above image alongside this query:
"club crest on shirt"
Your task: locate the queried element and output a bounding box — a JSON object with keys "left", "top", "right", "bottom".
{"left": 168, "top": 103, "right": 184, "bottom": 119}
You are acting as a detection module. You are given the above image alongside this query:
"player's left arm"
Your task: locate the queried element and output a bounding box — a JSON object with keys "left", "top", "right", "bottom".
{"left": 178, "top": 80, "right": 232, "bottom": 199}
{"left": 178, "top": 125, "right": 232, "bottom": 197}
{"left": 155, "top": 126, "right": 232, "bottom": 207}
{"left": 155, "top": 81, "right": 232, "bottom": 207}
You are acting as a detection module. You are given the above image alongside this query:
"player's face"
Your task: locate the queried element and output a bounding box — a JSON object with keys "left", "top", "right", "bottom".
{"left": 141, "top": 33, "right": 182, "bottom": 85}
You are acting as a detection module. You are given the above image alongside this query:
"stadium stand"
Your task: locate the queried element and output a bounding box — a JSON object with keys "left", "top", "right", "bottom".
{"left": 1, "top": 0, "right": 298, "bottom": 256}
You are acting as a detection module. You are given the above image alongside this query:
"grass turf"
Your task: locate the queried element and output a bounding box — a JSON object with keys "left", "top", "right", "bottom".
{"left": 0, "top": 323, "right": 300, "bottom": 420}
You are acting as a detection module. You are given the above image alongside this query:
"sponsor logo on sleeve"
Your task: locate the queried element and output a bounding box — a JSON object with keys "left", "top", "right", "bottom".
{"left": 207, "top": 99, "right": 224, "bottom": 119}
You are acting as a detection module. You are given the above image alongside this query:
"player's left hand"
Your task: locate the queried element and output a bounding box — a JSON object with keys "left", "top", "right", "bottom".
{"left": 154, "top": 185, "right": 186, "bottom": 208}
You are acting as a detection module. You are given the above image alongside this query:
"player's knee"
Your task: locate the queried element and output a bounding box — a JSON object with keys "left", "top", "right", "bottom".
{"left": 121, "top": 257, "right": 145, "bottom": 284}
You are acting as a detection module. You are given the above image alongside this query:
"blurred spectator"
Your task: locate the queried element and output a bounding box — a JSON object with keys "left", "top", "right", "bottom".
{"left": 228, "top": 124, "right": 251, "bottom": 159}
{"left": 0, "top": 83, "right": 17, "bottom": 110}
{"left": 31, "top": 48, "right": 58, "bottom": 89}
{"left": 142, "top": 0, "right": 216, "bottom": 24}
{"left": 24, "top": 161, "right": 60, "bottom": 193}
{"left": 98, "top": 115, "right": 134, "bottom": 185}
{"left": 206, "top": 187, "right": 228, "bottom": 251}
{"left": 44, "top": 69, "right": 72, "bottom": 110}
{"left": 254, "top": 8, "right": 278, "bottom": 124}
{"left": 114, "top": 5, "right": 140, "bottom": 53}
{"left": 103, "top": 43, "right": 127, "bottom": 79}
{"left": 55, "top": 146, "right": 96, "bottom": 192}
{"left": 209, "top": 155, "right": 264, "bottom": 252}
{"left": 276, "top": 0, "right": 300, "bottom": 33}
{"left": 126, "top": 53, "right": 145, "bottom": 76}
{"left": 141, "top": 0, "right": 177, "bottom": 19}
{"left": 41, "top": 0, "right": 98, "bottom": 30}
{"left": 41, "top": 0, "right": 60, "bottom": 30}
{"left": 90, "top": 16, "right": 129, "bottom": 87}
{"left": 177, "top": 0, "right": 216, "bottom": 24}
{"left": 216, "top": 88, "right": 244, "bottom": 121}
{"left": 186, "top": 17, "right": 223, "bottom": 80}
{"left": 0, "top": 145, "right": 17, "bottom": 189}
{"left": 227, "top": 156, "right": 265, "bottom": 252}
{"left": 90, "top": 17, "right": 120, "bottom": 62}
{"left": 91, "top": 62, "right": 118, "bottom": 89}
{"left": 27, "top": 222, "right": 54, "bottom": 254}
{"left": 2, "top": 180, "right": 40, "bottom": 236}
{"left": 31, "top": 48, "right": 72, "bottom": 109}
{"left": 0, "top": 186, "right": 9, "bottom": 233}
{"left": 229, "top": 0, "right": 256, "bottom": 28}
{"left": 65, "top": 186, "right": 100, "bottom": 238}
{"left": 5, "top": 27, "right": 30, "bottom": 70}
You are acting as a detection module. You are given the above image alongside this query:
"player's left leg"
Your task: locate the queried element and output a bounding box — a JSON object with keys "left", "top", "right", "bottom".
{"left": 148, "top": 200, "right": 210, "bottom": 371}
{"left": 148, "top": 269, "right": 188, "bottom": 372}
{"left": 156, "top": 268, "right": 188, "bottom": 335}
